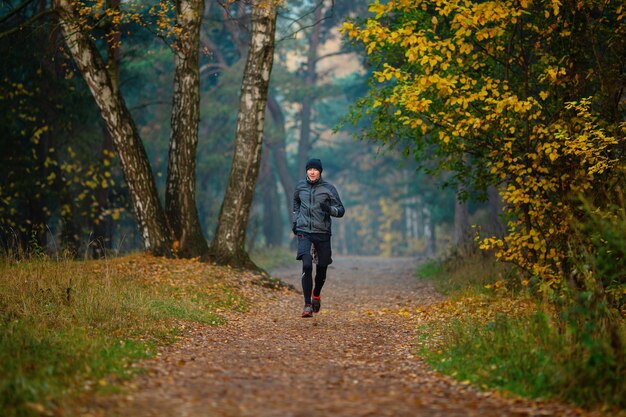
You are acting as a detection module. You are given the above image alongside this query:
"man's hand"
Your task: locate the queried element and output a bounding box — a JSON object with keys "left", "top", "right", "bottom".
{"left": 292, "top": 222, "right": 297, "bottom": 235}
{"left": 320, "top": 201, "right": 331, "bottom": 213}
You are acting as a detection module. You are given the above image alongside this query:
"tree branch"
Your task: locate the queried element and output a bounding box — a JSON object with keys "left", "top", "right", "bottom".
{"left": 199, "top": 63, "right": 227, "bottom": 78}
{"left": 313, "top": 50, "right": 347, "bottom": 65}
{"left": 129, "top": 100, "right": 169, "bottom": 112}
{"left": 0, "top": 0, "right": 36, "bottom": 25}
{"left": 216, "top": 0, "right": 248, "bottom": 54}
{"left": 200, "top": 37, "right": 227, "bottom": 72}
{"left": 0, "top": 9, "right": 54, "bottom": 40}
{"left": 275, "top": 0, "right": 334, "bottom": 43}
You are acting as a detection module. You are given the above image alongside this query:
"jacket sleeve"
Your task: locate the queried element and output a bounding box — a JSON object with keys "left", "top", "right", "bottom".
{"left": 328, "top": 185, "right": 345, "bottom": 218}
{"left": 292, "top": 186, "right": 301, "bottom": 223}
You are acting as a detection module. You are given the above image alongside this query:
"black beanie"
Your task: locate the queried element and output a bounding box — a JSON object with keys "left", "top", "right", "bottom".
{"left": 305, "top": 158, "right": 323, "bottom": 173}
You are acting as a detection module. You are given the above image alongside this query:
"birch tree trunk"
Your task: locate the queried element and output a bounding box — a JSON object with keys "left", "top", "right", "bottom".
{"left": 54, "top": 0, "right": 172, "bottom": 255}
{"left": 165, "top": 0, "right": 208, "bottom": 258}
{"left": 210, "top": 0, "right": 278, "bottom": 267}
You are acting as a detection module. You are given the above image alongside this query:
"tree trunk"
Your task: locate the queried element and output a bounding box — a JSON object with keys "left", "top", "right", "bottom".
{"left": 209, "top": 0, "right": 278, "bottom": 268}
{"left": 296, "top": 5, "right": 323, "bottom": 174}
{"left": 266, "top": 94, "right": 295, "bottom": 230}
{"left": 453, "top": 186, "right": 470, "bottom": 249}
{"left": 426, "top": 217, "right": 437, "bottom": 257}
{"left": 259, "top": 146, "right": 282, "bottom": 246}
{"left": 487, "top": 185, "right": 506, "bottom": 238}
{"left": 422, "top": 207, "right": 437, "bottom": 258}
{"left": 165, "top": 0, "right": 208, "bottom": 258}
{"left": 336, "top": 219, "right": 347, "bottom": 255}
{"left": 54, "top": 0, "right": 172, "bottom": 256}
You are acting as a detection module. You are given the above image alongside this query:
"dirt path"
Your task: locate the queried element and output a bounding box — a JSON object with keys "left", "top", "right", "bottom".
{"left": 81, "top": 256, "right": 591, "bottom": 417}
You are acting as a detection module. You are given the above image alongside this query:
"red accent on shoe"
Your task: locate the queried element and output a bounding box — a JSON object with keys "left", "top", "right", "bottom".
{"left": 311, "top": 295, "right": 321, "bottom": 313}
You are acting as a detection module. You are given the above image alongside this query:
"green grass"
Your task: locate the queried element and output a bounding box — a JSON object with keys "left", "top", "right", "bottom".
{"left": 250, "top": 246, "right": 293, "bottom": 272}
{"left": 417, "top": 250, "right": 510, "bottom": 295}
{"left": 0, "top": 254, "right": 246, "bottom": 417}
{"left": 148, "top": 298, "right": 225, "bottom": 325}
{"left": 416, "top": 252, "right": 625, "bottom": 413}
{"left": 1, "top": 325, "right": 153, "bottom": 411}
{"left": 415, "top": 259, "right": 443, "bottom": 280}
{"left": 420, "top": 312, "right": 624, "bottom": 410}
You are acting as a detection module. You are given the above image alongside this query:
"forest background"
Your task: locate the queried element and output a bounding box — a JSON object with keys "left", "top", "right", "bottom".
{"left": 0, "top": 0, "right": 625, "bottom": 414}
{"left": 0, "top": 0, "right": 470, "bottom": 262}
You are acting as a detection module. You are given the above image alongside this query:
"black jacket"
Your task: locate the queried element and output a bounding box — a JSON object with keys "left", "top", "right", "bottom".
{"left": 293, "top": 177, "right": 345, "bottom": 235}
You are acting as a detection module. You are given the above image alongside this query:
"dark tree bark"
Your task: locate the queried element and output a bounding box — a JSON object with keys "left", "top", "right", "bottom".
{"left": 453, "top": 186, "right": 470, "bottom": 249}
{"left": 54, "top": 0, "right": 172, "bottom": 256}
{"left": 266, "top": 94, "right": 295, "bottom": 227}
{"left": 165, "top": 0, "right": 208, "bottom": 258}
{"left": 296, "top": 4, "right": 323, "bottom": 174}
{"left": 259, "top": 146, "right": 282, "bottom": 246}
{"left": 210, "top": 0, "right": 278, "bottom": 268}
{"left": 487, "top": 185, "right": 506, "bottom": 238}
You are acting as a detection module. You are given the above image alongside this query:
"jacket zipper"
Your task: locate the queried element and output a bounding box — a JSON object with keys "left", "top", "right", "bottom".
{"left": 308, "top": 184, "right": 313, "bottom": 232}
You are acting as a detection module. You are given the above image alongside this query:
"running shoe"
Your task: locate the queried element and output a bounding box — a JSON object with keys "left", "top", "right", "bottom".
{"left": 302, "top": 304, "right": 314, "bottom": 318}
{"left": 311, "top": 295, "right": 321, "bottom": 313}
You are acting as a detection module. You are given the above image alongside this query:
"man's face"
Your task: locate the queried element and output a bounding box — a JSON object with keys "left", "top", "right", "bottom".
{"left": 307, "top": 168, "right": 321, "bottom": 181}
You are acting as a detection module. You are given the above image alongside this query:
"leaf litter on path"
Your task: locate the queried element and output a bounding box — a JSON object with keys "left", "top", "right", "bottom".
{"left": 75, "top": 256, "right": 597, "bottom": 417}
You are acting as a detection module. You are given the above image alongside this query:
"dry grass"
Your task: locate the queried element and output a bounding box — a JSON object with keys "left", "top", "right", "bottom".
{"left": 0, "top": 253, "right": 249, "bottom": 417}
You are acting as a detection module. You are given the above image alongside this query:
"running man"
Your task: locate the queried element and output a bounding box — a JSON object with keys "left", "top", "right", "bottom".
{"left": 292, "top": 158, "right": 345, "bottom": 318}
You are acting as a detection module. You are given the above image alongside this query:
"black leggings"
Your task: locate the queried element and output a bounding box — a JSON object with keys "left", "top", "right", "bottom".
{"left": 301, "top": 253, "right": 328, "bottom": 304}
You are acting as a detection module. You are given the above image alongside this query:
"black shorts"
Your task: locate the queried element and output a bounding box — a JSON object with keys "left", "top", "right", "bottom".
{"left": 296, "top": 233, "right": 332, "bottom": 267}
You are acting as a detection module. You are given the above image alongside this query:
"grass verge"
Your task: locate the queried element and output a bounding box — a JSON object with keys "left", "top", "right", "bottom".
{"left": 250, "top": 246, "right": 293, "bottom": 272}
{"left": 415, "top": 251, "right": 625, "bottom": 413}
{"left": 416, "top": 250, "right": 511, "bottom": 295}
{"left": 0, "top": 253, "right": 248, "bottom": 417}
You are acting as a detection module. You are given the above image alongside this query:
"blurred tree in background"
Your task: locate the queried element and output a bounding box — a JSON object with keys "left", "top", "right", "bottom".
{"left": 0, "top": 0, "right": 475, "bottom": 261}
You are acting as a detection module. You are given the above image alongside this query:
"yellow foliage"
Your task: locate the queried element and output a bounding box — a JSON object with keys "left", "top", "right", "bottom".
{"left": 480, "top": 99, "right": 622, "bottom": 284}
{"left": 345, "top": 0, "right": 626, "bottom": 291}
{"left": 378, "top": 197, "right": 403, "bottom": 256}
{"left": 71, "top": 0, "right": 183, "bottom": 47}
